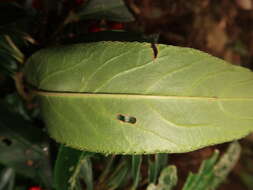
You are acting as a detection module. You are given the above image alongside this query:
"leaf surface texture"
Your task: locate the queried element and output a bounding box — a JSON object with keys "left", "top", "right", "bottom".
{"left": 25, "top": 42, "right": 253, "bottom": 154}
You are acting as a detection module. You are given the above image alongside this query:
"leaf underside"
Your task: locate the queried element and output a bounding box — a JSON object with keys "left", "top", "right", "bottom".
{"left": 25, "top": 41, "right": 253, "bottom": 154}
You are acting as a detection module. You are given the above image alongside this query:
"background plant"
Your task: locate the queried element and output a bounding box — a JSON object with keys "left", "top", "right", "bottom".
{"left": 0, "top": 0, "right": 253, "bottom": 190}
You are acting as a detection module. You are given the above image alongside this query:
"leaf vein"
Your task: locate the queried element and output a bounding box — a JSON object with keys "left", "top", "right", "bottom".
{"left": 83, "top": 48, "right": 144, "bottom": 91}
{"left": 94, "top": 59, "right": 155, "bottom": 92}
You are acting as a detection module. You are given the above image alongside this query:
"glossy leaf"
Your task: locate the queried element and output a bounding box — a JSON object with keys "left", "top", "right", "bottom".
{"left": 77, "top": 0, "right": 134, "bottom": 22}
{"left": 25, "top": 41, "right": 253, "bottom": 154}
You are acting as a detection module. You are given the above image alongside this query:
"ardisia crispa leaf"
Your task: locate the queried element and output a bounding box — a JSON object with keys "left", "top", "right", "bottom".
{"left": 24, "top": 41, "right": 253, "bottom": 154}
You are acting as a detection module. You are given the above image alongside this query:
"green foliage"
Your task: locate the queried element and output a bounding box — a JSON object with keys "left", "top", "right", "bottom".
{"left": 145, "top": 142, "right": 241, "bottom": 190}
{"left": 0, "top": 0, "right": 252, "bottom": 189}
{"left": 0, "top": 35, "right": 24, "bottom": 75}
{"left": 54, "top": 145, "right": 93, "bottom": 190}
{"left": 77, "top": 0, "right": 134, "bottom": 22}
{"left": 0, "top": 102, "right": 52, "bottom": 188}
{"left": 182, "top": 141, "right": 241, "bottom": 190}
{"left": 0, "top": 168, "right": 15, "bottom": 190}
{"left": 147, "top": 165, "right": 177, "bottom": 190}
{"left": 148, "top": 154, "right": 169, "bottom": 184}
{"left": 25, "top": 41, "right": 253, "bottom": 154}
{"left": 105, "top": 157, "right": 131, "bottom": 190}
{"left": 4, "top": 93, "right": 39, "bottom": 120}
{"left": 53, "top": 142, "right": 241, "bottom": 190}
{"left": 131, "top": 155, "right": 143, "bottom": 189}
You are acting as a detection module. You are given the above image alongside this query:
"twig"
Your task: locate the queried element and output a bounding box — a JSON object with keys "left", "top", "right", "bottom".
{"left": 12, "top": 72, "right": 33, "bottom": 101}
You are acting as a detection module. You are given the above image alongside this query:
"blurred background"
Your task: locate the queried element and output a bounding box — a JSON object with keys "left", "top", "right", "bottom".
{"left": 0, "top": 0, "right": 253, "bottom": 190}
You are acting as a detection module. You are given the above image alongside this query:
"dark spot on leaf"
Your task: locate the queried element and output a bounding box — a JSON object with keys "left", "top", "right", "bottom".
{"left": 151, "top": 43, "right": 158, "bottom": 59}
{"left": 1, "top": 138, "right": 12, "bottom": 146}
{"left": 117, "top": 114, "right": 137, "bottom": 124}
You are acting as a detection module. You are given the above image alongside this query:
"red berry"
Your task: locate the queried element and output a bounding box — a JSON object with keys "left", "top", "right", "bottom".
{"left": 88, "top": 27, "right": 102, "bottom": 33}
{"left": 108, "top": 22, "right": 124, "bottom": 30}
{"left": 88, "top": 24, "right": 105, "bottom": 33}
{"left": 75, "top": 0, "right": 84, "bottom": 5}
{"left": 29, "top": 186, "right": 43, "bottom": 190}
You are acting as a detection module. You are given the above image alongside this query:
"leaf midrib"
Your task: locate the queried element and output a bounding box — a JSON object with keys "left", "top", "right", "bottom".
{"left": 34, "top": 90, "right": 253, "bottom": 101}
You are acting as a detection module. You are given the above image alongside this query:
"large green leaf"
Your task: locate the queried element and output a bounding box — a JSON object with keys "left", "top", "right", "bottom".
{"left": 24, "top": 41, "right": 253, "bottom": 154}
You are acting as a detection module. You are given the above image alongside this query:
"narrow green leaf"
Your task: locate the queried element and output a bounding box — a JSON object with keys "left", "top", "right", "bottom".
{"left": 146, "top": 165, "right": 178, "bottom": 190}
{"left": 148, "top": 156, "right": 158, "bottom": 184}
{"left": 68, "top": 153, "right": 94, "bottom": 190}
{"left": 148, "top": 154, "right": 168, "bottom": 184}
{"left": 156, "top": 154, "right": 169, "bottom": 176}
{"left": 0, "top": 36, "right": 19, "bottom": 75}
{"left": 131, "top": 155, "right": 142, "bottom": 189}
{"left": 25, "top": 41, "right": 253, "bottom": 154}
{"left": 2, "top": 35, "right": 24, "bottom": 63}
{"left": 0, "top": 168, "right": 15, "bottom": 190}
{"left": 77, "top": 0, "right": 134, "bottom": 22}
{"left": 182, "top": 141, "right": 241, "bottom": 190}
{"left": 97, "top": 156, "right": 115, "bottom": 185}
{"left": 106, "top": 158, "right": 131, "bottom": 190}
{"left": 79, "top": 158, "right": 93, "bottom": 190}
{"left": 182, "top": 151, "right": 220, "bottom": 190}
{"left": 54, "top": 145, "right": 81, "bottom": 190}
{"left": 54, "top": 145, "right": 93, "bottom": 190}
